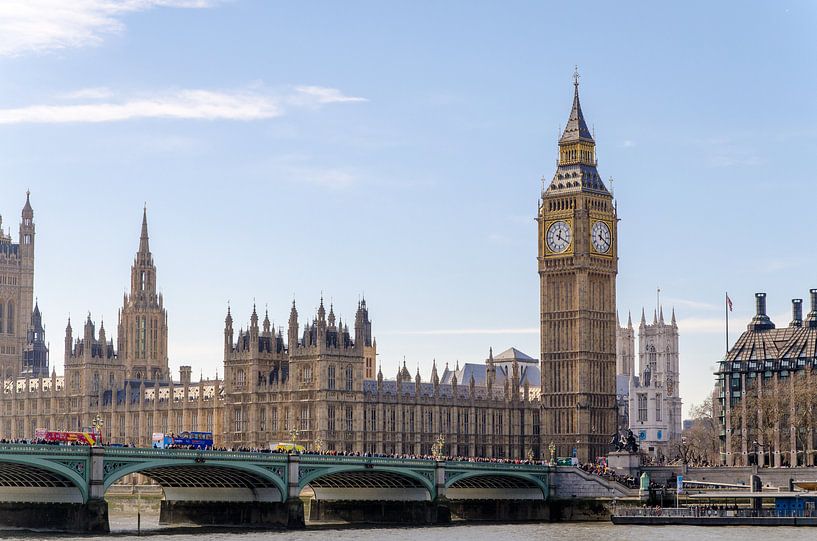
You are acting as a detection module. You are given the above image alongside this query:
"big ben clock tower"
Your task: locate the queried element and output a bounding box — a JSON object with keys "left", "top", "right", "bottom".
{"left": 538, "top": 70, "right": 618, "bottom": 462}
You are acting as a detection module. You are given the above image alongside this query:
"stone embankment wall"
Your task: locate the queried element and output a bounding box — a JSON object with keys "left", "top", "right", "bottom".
{"left": 642, "top": 465, "right": 817, "bottom": 489}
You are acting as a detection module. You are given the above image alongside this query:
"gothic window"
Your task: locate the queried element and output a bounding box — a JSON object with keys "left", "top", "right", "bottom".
{"left": 647, "top": 345, "right": 656, "bottom": 373}
{"left": 655, "top": 393, "right": 662, "bottom": 422}
{"left": 140, "top": 271, "right": 146, "bottom": 291}
{"left": 270, "top": 409, "right": 277, "bottom": 433}
{"left": 151, "top": 319, "right": 158, "bottom": 358}
{"left": 24, "top": 235, "right": 30, "bottom": 244}
{"left": 175, "top": 412, "right": 183, "bottom": 431}
{"left": 191, "top": 412, "right": 198, "bottom": 430}
{"left": 236, "top": 368, "right": 245, "bottom": 388}
{"left": 259, "top": 407, "right": 266, "bottom": 432}
{"left": 0, "top": 302, "right": 4, "bottom": 333}
{"left": 91, "top": 372, "right": 100, "bottom": 393}
{"left": 327, "top": 365, "right": 336, "bottom": 390}
{"left": 206, "top": 411, "right": 213, "bottom": 432}
{"left": 301, "top": 364, "right": 313, "bottom": 384}
{"left": 345, "top": 405, "right": 353, "bottom": 433}
{"left": 327, "top": 405, "right": 336, "bottom": 433}
{"left": 345, "top": 365, "right": 353, "bottom": 391}
{"left": 6, "top": 302, "right": 13, "bottom": 333}
{"left": 233, "top": 408, "right": 243, "bottom": 433}
{"left": 300, "top": 405, "right": 310, "bottom": 431}
{"left": 637, "top": 393, "right": 648, "bottom": 422}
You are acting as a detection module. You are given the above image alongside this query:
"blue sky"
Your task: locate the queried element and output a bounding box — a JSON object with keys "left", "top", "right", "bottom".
{"left": 0, "top": 1, "right": 815, "bottom": 417}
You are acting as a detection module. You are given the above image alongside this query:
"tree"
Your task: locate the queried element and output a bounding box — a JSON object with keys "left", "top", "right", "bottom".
{"left": 674, "top": 396, "right": 720, "bottom": 466}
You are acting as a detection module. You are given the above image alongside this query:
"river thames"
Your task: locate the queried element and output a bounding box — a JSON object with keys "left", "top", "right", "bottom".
{"left": 9, "top": 517, "right": 817, "bottom": 541}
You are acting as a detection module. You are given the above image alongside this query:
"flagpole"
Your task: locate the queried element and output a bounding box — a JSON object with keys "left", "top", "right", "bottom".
{"left": 725, "top": 292, "right": 729, "bottom": 356}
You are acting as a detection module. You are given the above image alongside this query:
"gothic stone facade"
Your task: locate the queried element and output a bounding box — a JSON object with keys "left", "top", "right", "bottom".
{"left": 616, "top": 308, "right": 683, "bottom": 458}
{"left": 0, "top": 208, "right": 541, "bottom": 457}
{"left": 538, "top": 74, "right": 618, "bottom": 462}
{"left": 0, "top": 193, "right": 48, "bottom": 379}
{"left": 0, "top": 79, "right": 616, "bottom": 460}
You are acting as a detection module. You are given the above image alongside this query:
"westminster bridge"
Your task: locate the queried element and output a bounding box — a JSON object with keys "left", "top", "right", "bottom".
{"left": 0, "top": 444, "right": 634, "bottom": 532}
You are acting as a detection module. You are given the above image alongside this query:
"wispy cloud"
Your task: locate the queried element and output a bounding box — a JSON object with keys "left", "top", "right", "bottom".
{"left": 621, "top": 139, "right": 636, "bottom": 148}
{"left": 0, "top": 0, "right": 222, "bottom": 57}
{"left": 58, "top": 87, "right": 114, "bottom": 100}
{"left": 0, "top": 86, "right": 366, "bottom": 124}
{"left": 384, "top": 328, "right": 538, "bottom": 336}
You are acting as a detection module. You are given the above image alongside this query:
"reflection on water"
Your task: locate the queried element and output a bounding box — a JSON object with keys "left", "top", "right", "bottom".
{"left": 8, "top": 509, "right": 817, "bottom": 541}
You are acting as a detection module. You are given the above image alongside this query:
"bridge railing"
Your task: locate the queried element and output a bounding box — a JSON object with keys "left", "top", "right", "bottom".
{"left": 300, "top": 454, "right": 435, "bottom": 467}
{"left": 103, "top": 447, "right": 289, "bottom": 462}
{"left": 0, "top": 443, "right": 90, "bottom": 456}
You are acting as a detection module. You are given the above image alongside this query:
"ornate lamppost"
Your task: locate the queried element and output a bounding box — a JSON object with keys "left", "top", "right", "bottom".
{"left": 431, "top": 434, "right": 446, "bottom": 459}
{"left": 91, "top": 414, "right": 104, "bottom": 446}
{"left": 548, "top": 441, "right": 557, "bottom": 465}
{"left": 313, "top": 435, "right": 325, "bottom": 454}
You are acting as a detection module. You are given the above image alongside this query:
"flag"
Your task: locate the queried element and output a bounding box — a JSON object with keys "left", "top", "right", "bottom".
{"left": 726, "top": 294, "right": 733, "bottom": 312}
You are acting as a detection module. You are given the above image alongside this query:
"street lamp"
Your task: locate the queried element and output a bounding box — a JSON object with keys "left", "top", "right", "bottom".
{"left": 91, "top": 414, "right": 104, "bottom": 446}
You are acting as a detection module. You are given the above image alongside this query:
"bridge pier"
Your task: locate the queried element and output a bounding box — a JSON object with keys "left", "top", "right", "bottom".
{"left": 308, "top": 500, "right": 450, "bottom": 524}
{"left": 0, "top": 500, "right": 109, "bottom": 533}
{"left": 447, "top": 499, "right": 550, "bottom": 522}
{"left": 159, "top": 500, "right": 302, "bottom": 528}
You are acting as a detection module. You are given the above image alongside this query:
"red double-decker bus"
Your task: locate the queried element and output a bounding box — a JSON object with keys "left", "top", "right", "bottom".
{"left": 35, "top": 427, "right": 100, "bottom": 445}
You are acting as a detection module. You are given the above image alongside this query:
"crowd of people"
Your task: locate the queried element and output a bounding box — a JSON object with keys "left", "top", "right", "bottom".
{"left": 580, "top": 461, "right": 638, "bottom": 488}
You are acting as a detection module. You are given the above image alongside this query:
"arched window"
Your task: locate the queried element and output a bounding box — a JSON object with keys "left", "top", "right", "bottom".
{"left": 91, "top": 372, "right": 100, "bottom": 393}
{"left": 0, "top": 302, "right": 4, "bottom": 333}
{"left": 236, "top": 368, "right": 245, "bottom": 388}
{"left": 327, "top": 365, "right": 336, "bottom": 390}
{"left": 345, "top": 365, "right": 353, "bottom": 391}
{"left": 6, "top": 302, "right": 13, "bottom": 333}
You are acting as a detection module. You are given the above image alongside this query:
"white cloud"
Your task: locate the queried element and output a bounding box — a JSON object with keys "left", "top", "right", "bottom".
{"left": 58, "top": 87, "right": 114, "bottom": 100}
{"left": 621, "top": 139, "right": 636, "bottom": 148}
{"left": 292, "top": 86, "right": 368, "bottom": 105}
{"left": 0, "top": 0, "right": 221, "bottom": 57}
{"left": 0, "top": 86, "right": 366, "bottom": 124}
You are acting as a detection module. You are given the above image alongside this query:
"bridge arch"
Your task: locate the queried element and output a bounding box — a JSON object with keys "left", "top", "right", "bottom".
{"left": 104, "top": 459, "right": 287, "bottom": 503}
{"left": 0, "top": 456, "right": 88, "bottom": 503}
{"left": 299, "top": 465, "right": 435, "bottom": 501}
{"left": 445, "top": 471, "right": 547, "bottom": 500}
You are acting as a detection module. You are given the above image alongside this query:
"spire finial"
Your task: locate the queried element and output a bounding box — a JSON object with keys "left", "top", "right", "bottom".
{"left": 573, "top": 65, "right": 580, "bottom": 89}
{"left": 139, "top": 205, "right": 150, "bottom": 254}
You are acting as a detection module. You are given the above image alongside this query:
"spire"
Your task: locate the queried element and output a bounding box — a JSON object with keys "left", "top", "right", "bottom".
{"left": 559, "top": 66, "right": 594, "bottom": 144}
{"left": 659, "top": 305, "right": 665, "bottom": 324}
{"left": 653, "top": 309, "right": 658, "bottom": 325}
{"left": 640, "top": 307, "right": 646, "bottom": 326}
{"left": 671, "top": 307, "right": 677, "bottom": 327}
{"left": 627, "top": 311, "right": 633, "bottom": 329}
{"left": 22, "top": 190, "right": 33, "bottom": 218}
{"left": 139, "top": 205, "right": 150, "bottom": 254}
{"left": 616, "top": 310, "right": 620, "bottom": 327}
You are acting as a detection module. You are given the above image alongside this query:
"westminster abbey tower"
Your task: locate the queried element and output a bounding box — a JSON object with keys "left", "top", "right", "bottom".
{"left": 538, "top": 72, "right": 618, "bottom": 462}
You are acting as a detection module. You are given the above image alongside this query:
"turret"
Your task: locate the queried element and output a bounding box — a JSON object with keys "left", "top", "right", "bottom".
{"left": 288, "top": 300, "right": 299, "bottom": 350}
{"left": 19, "top": 190, "right": 34, "bottom": 261}
{"left": 64, "top": 318, "right": 73, "bottom": 361}
{"left": 224, "top": 304, "right": 233, "bottom": 353}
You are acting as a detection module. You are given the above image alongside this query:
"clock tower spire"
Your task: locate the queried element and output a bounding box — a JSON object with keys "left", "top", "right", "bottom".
{"left": 537, "top": 71, "right": 618, "bottom": 462}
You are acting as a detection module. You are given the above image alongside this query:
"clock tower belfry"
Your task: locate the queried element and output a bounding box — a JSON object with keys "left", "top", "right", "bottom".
{"left": 537, "top": 71, "right": 618, "bottom": 462}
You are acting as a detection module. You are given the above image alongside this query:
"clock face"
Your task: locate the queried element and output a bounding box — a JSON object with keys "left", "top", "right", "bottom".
{"left": 546, "top": 220, "right": 571, "bottom": 253}
{"left": 591, "top": 221, "right": 612, "bottom": 254}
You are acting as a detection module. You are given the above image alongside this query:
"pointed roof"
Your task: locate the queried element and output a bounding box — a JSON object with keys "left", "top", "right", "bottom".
{"left": 559, "top": 68, "right": 594, "bottom": 144}
{"left": 492, "top": 347, "right": 537, "bottom": 364}
{"left": 139, "top": 205, "right": 150, "bottom": 254}
{"left": 22, "top": 190, "right": 33, "bottom": 217}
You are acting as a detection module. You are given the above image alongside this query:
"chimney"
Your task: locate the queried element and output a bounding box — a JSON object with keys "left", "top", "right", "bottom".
{"left": 807, "top": 289, "right": 817, "bottom": 328}
{"left": 790, "top": 299, "right": 803, "bottom": 328}
{"left": 749, "top": 293, "right": 775, "bottom": 331}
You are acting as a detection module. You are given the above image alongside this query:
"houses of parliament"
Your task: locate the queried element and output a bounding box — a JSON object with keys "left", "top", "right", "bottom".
{"left": 0, "top": 76, "right": 618, "bottom": 462}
